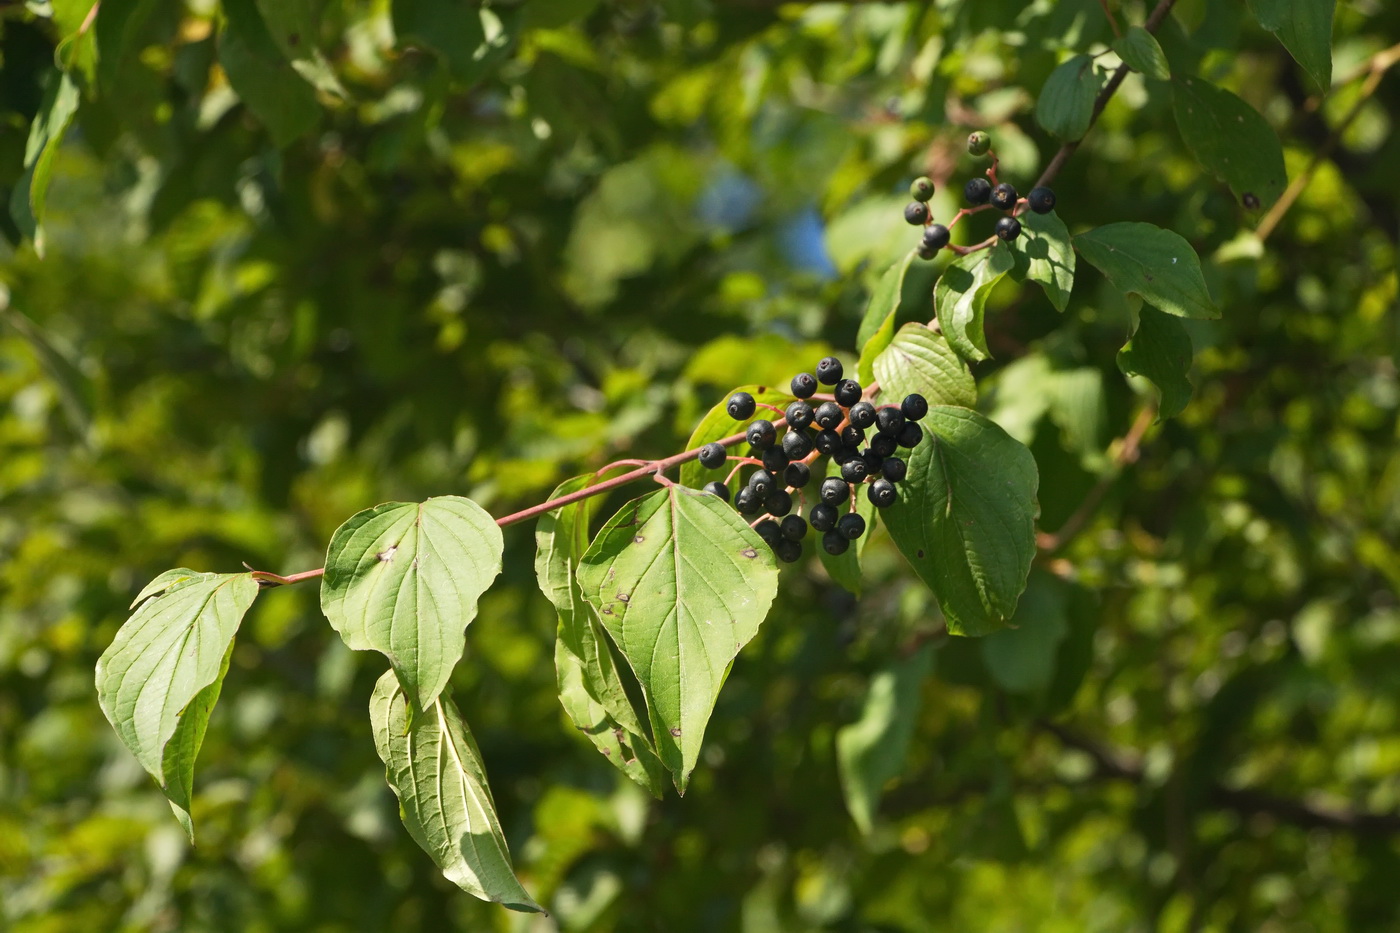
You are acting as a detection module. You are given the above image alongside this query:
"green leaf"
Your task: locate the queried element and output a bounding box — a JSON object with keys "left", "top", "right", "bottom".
{"left": 219, "top": 0, "right": 322, "bottom": 147}
{"left": 835, "top": 643, "right": 934, "bottom": 835}
{"left": 253, "top": 0, "right": 348, "bottom": 97}
{"left": 1046, "top": 368, "right": 1108, "bottom": 469}
{"left": 855, "top": 250, "right": 916, "bottom": 383}
{"left": 576, "top": 486, "right": 779, "bottom": 789}
{"left": 882, "top": 407, "right": 1039, "bottom": 636}
{"left": 536, "top": 475, "right": 665, "bottom": 795}
{"left": 50, "top": 0, "right": 98, "bottom": 85}
{"left": 1118, "top": 305, "right": 1195, "bottom": 418}
{"left": 1035, "top": 55, "right": 1103, "bottom": 140}
{"left": 1012, "top": 210, "right": 1076, "bottom": 312}
{"left": 370, "top": 671, "right": 542, "bottom": 912}
{"left": 1246, "top": 0, "right": 1335, "bottom": 90}
{"left": 1073, "top": 222, "right": 1218, "bottom": 320}
{"left": 679, "top": 384, "right": 793, "bottom": 491}
{"left": 872, "top": 323, "right": 976, "bottom": 409}
{"left": 934, "top": 245, "right": 1015, "bottom": 362}
{"left": 321, "top": 496, "right": 503, "bottom": 710}
{"left": 393, "top": 0, "right": 502, "bottom": 85}
{"left": 1172, "top": 77, "right": 1287, "bottom": 211}
{"left": 979, "top": 570, "right": 1069, "bottom": 694}
{"left": 9, "top": 70, "right": 80, "bottom": 256}
{"left": 0, "top": 306, "right": 94, "bottom": 434}
{"left": 95, "top": 571, "right": 259, "bottom": 837}
{"left": 1112, "top": 25, "right": 1171, "bottom": 80}
{"left": 818, "top": 456, "right": 875, "bottom": 596}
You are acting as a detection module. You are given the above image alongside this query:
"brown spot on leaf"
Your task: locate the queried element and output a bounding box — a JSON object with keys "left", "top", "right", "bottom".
{"left": 601, "top": 747, "right": 611, "bottom": 756}
{"left": 669, "top": 727, "right": 682, "bottom": 737}
{"left": 741, "top": 547, "right": 758, "bottom": 559}
{"left": 633, "top": 535, "right": 645, "bottom": 544}
{"left": 602, "top": 607, "right": 614, "bottom": 616}
{"left": 916, "top": 549, "right": 925, "bottom": 559}
{"left": 617, "top": 593, "right": 630, "bottom": 603}
{"left": 377, "top": 546, "right": 397, "bottom": 562}
{"left": 1242, "top": 192, "right": 1260, "bottom": 209}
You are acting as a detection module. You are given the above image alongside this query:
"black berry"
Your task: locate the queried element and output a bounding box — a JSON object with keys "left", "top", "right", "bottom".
{"left": 840, "top": 458, "right": 869, "bottom": 483}
{"left": 967, "top": 131, "right": 991, "bottom": 156}
{"left": 868, "top": 478, "right": 897, "bottom": 508}
{"left": 814, "top": 430, "right": 842, "bottom": 455}
{"left": 746, "top": 419, "right": 776, "bottom": 449}
{"left": 762, "top": 447, "right": 789, "bottom": 474}
{"left": 871, "top": 434, "right": 898, "bottom": 457}
{"left": 748, "top": 469, "right": 776, "bottom": 497}
{"left": 815, "top": 356, "right": 843, "bottom": 385}
{"left": 814, "top": 401, "right": 844, "bottom": 430}
{"left": 822, "top": 531, "right": 849, "bottom": 555}
{"left": 917, "top": 244, "right": 938, "bottom": 261}
{"left": 861, "top": 448, "right": 884, "bottom": 473}
{"left": 766, "top": 489, "right": 793, "bottom": 517}
{"left": 875, "top": 407, "right": 906, "bottom": 436}
{"left": 819, "top": 478, "right": 851, "bottom": 506}
{"left": 785, "top": 400, "right": 814, "bottom": 430}
{"left": 784, "top": 462, "right": 811, "bottom": 488}
{"left": 832, "top": 445, "right": 859, "bottom": 464}
{"left": 910, "top": 176, "right": 935, "bottom": 202}
{"left": 727, "top": 392, "right": 756, "bottom": 420}
{"left": 922, "top": 224, "right": 950, "bottom": 251}
{"left": 1027, "top": 186, "right": 1056, "bottom": 214}
{"left": 990, "top": 182, "right": 1018, "bottom": 212}
{"left": 774, "top": 538, "right": 802, "bottom": 563}
{"left": 755, "top": 519, "right": 781, "bottom": 547}
{"left": 837, "top": 513, "right": 867, "bottom": 540}
{"left": 896, "top": 421, "right": 924, "bottom": 448}
{"left": 995, "top": 216, "right": 1022, "bottom": 241}
{"left": 702, "top": 480, "right": 730, "bottom": 501}
{"left": 779, "top": 514, "right": 807, "bottom": 541}
{"left": 790, "top": 372, "right": 817, "bottom": 399}
{"left": 901, "top": 393, "right": 928, "bottom": 421}
{"left": 904, "top": 201, "right": 929, "bottom": 225}
{"left": 809, "top": 503, "right": 839, "bottom": 532}
{"left": 698, "top": 442, "right": 726, "bottom": 469}
{"left": 964, "top": 177, "right": 992, "bottom": 205}
{"left": 882, "top": 457, "right": 907, "bottom": 483}
{"left": 848, "top": 401, "right": 877, "bottom": 429}
{"left": 782, "top": 429, "right": 813, "bottom": 460}
{"left": 840, "top": 425, "right": 865, "bottom": 448}
{"left": 735, "top": 486, "right": 763, "bottom": 515}
{"left": 834, "top": 379, "right": 862, "bottom": 407}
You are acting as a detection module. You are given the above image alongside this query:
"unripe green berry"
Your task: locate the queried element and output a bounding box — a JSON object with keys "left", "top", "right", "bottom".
{"left": 967, "top": 131, "right": 992, "bottom": 156}
{"left": 910, "top": 176, "right": 935, "bottom": 202}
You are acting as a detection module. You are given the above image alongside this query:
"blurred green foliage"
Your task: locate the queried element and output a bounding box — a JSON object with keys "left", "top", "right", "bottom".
{"left": 2, "top": 1, "right": 1399, "bottom": 930}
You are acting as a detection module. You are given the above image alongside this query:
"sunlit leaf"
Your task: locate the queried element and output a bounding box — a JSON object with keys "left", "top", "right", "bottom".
{"left": 935, "top": 245, "right": 1015, "bottom": 362}
{"left": 1074, "top": 222, "right": 1218, "bottom": 320}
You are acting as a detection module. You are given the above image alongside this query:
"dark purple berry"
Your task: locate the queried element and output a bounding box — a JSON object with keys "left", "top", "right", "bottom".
{"left": 841, "top": 458, "right": 869, "bottom": 483}
{"left": 867, "top": 478, "right": 897, "bottom": 508}
{"left": 747, "top": 469, "right": 775, "bottom": 497}
{"left": 698, "top": 442, "right": 726, "bottom": 469}
{"left": 809, "top": 503, "right": 839, "bottom": 532}
{"left": 790, "top": 372, "right": 817, "bottom": 399}
{"left": 782, "top": 429, "right": 813, "bottom": 460}
{"left": 871, "top": 434, "right": 898, "bottom": 457}
{"left": 882, "top": 457, "right": 907, "bottom": 483}
{"left": 922, "top": 224, "right": 950, "bottom": 251}
{"left": 762, "top": 446, "right": 789, "bottom": 474}
{"left": 766, "top": 489, "right": 793, "bottom": 517}
{"left": 901, "top": 394, "right": 928, "bottom": 421}
{"left": 832, "top": 445, "right": 859, "bottom": 464}
{"left": 785, "top": 400, "right": 814, "bottom": 430}
{"left": 784, "top": 462, "right": 811, "bottom": 488}
{"left": 774, "top": 538, "right": 802, "bottom": 563}
{"left": 814, "top": 401, "right": 844, "bottom": 430}
{"left": 755, "top": 519, "right": 782, "bottom": 547}
{"left": 746, "top": 419, "right": 776, "bottom": 449}
{"left": 819, "top": 478, "right": 851, "bottom": 506}
{"left": 814, "top": 430, "right": 842, "bottom": 455}
{"left": 848, "top": 401, "right": 876, "bottom": 429}
{"left": 735, "top": 486, "right": 763, "bottom": 515}
{"left": 779, "top": 514, "right": 807, "bottom": 541}
{"left": 840, "top": 424, "right": 865, "bottom": 448}
{"left": 990, "top": 182, "right": 1018, "bottom": 211}
{"left": 917, "top": 244, "right": 938, "bottom": 261}
{"left": 815, "top": 356, "right": 844, "bottom": 385}
{"left": 861, "top": 449, "right": 883, "bottom": 473}
{"left": 904, "top": 201, "right": 929, "bottom": 225}
{"left": 822, "top": 531, "right": 849, "bottom": 555}
{"left": 1027, "top": 186, "right": 1056, "bottom": 214}
{"left": 995, "top": 216, "right": 1022, "bottom": 241}
{"left": 964, "top": 177, "right": 992, "bottom": 205}
{"left": 702, "top": 480, "right": 730, "bottom": 502}
{"left": 837, "top": 513, "right": 866, "bottom": 540}
{"left": 875, "top": 406, "right": 906, "bottom": 436}
{"left": 727, "top": 392, "right": 756, "bottom": 420}
{"left": 896, "top": 421, "right": 923, "bottom": 448}
{"left": 834, "top": 379, "right": 862, "bottom": 407}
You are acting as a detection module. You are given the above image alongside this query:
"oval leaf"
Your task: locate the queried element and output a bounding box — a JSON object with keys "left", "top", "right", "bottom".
{"left": 219, "top": 0, "right": 322, "bottom": 147}
{"left": 1035, "top": 55, "right": 1103, "bottom": 140}
{"left": 872, "top": 323, "right": 976, "bottom": 409}
{"left": 1012, "top": 209, "right": 1076, "bottom": 312}
{"left": 1113, "top": 25, "right": 1171, "bottom": 80}
{"left": 321, "top": 496, "right": 503, "bottom": 710}
{"left": 935, "top": 244, "right": 1016, "bottom": 362}
{"left": 1172, "top": 76, "right": 1287, "bottom": 210}
{"left": 370, "top": 671, "right": 542, "bottom": 912}
{"left": 679, "top": 384, "right": 794, "bottom": 490}
{"left": 1118, "top": 305, "right": 1195, "bottom": 418}
{"left": 855, "top": 250, "right": 917, "bottom": 383}
{"left": 96, "top": 570, "right": 259, "bottom": 833}
{"left": 882, "top": 407, "right": 1039, "bottom": 636}
{"left": 1073, "top": 222, "right": 1218, "bottom": 320}
{"left": 1246, "top": 0, "right": 1334, "bottom": 91}
{"left": 576, "top": 486, "right": 779, "bottom": 789}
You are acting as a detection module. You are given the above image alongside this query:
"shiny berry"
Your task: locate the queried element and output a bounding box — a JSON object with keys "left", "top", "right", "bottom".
{"left": 809, "top": 503, "right": 839, "bottom": 532}
{"left": 746, "top": 419, "right": 776, "bottom": 449}
{"left": 815, "top": 356, "right": 844, "bottom": 385}
{"left": 990, "top": 182, "right": 1018, "bottom": 211}
{"left": 727, "top": 392, "right": 756, "bottom": 420}
{"left": 762, "top": 446, "right": 789, "bottom": 474}
{"left": 904, "top": 201, "right": 929, "bottom": 225}
{"left": 875, "top": 407, "right": 906, "bottom": 436}
{"left": 837, "top": 513, "right": 867, "bottom": 540}
{"left": 848, "top": 401, "right": 877, "bottom": 429}
{"left": 1027, "top": 186, "right": 1056, "bottom": 214}
{"left": 814, "top": 401, "right": 844, "bottom": 430}
{"left": 882, "top": 457, "right": 907, "bottom": 483}
{"left": 779, "top": 514, "right": 807, "bottom": 541}
{"left": 814, "top": 429, "right": 842, "bottom": 455}
{"left": 861, "top": 449, "right": 883, "bottom": 473}
{"left": 786, "top": 400, "right": 815, "bottom": 430}
{"left": 868, "top": 478, "right": 898, "bottom": 508}
{"left": 840, "top": 425, "right": 865, "bottom": 448}
{"left": 901, "top": 393, "right": 928, "bottom": 421}
{"left": 967, "top": 131, "right": 991, "bottom": 156}
{"left": 774, "top": 538, "right": 802, "bottom": 563}
{"left": 917, "top": 244, "right": 938, "bottom": 261}
{"left": 782, "top": 429, "right": 813, "bottom": 460}
{"left": 699, "top": 442, "right": 726, "bottom": 469}
{"left": 871, "top": 434, "right": 898, "bottom": 457}
{"left": 766, "top": 489, "right": 793, "bottom": 517}
{"left": 822, "top": 531, "right": 849, "bottom": 555}
{"left": 755, "top": 519, "right": 781, "bottom": 547}
{"left": 819, "top": 477, "right": 850, "bottom": 506}
{"left": 834, "top": 379, "right": 862, "bottom": 407}
{"left": 748, "top": 469, "right": 775, "bottom": 497}
{"left": 791, "top": 372, "right": 817, "bottom": 399}
{"left": 702, "top": 480, "right": 729, "bottom": 501}
{"left": 995, "top": 216, "right": 1022, "bottom": 241}
{"left": 897, "top": 421, "right": 924, "bottom": 448}
{"left": 910, "top": 176, "right": 935, "bottom": 202}
{"left": 964, "top": 177, "right": 992, "bottom": 205}
{"left": 922, "top": 224, "right": 950, "bottom": 251}
{"left": 784, "top": 462, "right": 811, "bottom": 488}
{"left": 841, "top": 458, "right": 869, "bottom": 483}
{"left": 735, "top": 486, "right": 763, "bottom": 515}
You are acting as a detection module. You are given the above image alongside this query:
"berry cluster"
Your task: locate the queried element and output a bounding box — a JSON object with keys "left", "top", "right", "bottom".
{"left": 902, "top": 131, "right": 1057, "bottom": 258}
{"left": 697, "top": 357, "right": 929, "bottom": 564}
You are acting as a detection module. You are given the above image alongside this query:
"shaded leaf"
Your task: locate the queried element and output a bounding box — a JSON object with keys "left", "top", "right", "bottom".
{"left": 576, "top": 486, "right": 779, "bottom": 789}
{"left": 1073, "top": 222, "right": 1218, "bottom": 319}
{"left": 1118, "top": 305, "right": 1195, "bottom": 418}
{"left": 1113, "top": 25, "right": 1170, "bottom": 80}
{"left": 0, "top": 306, "right": 94, "bottom": 433}
{"left": 393, "top": 0, "right": 506, "bottom": 85}
{"left": 321, "top": 496, "right": 503, "bottom": 710}
{"left": 219, "top": 0, "right": 322, "bottom": 147}
{"left": 1172, "top": 77, "right": 1287, "bottom": 210}
{"left": 161, "top": 642, "right": 234, "bottom": 841}
{"left": 872, "top": 323, "right": 976, "bottom": 409}
{"left": 9, "top": 70, "right": 80, "bottom": 256}
{"left": 370, "top": 671, "right": 542, "bottom": 912}
{"left": 935, "top": 245, "right": 1015, "bottom": 362}
{"left": 836, "top": 643, "right": 934, "bottom": 835}
{"left": 1035, "top": 55, "right": 1102, "bottom": 140}
{"left": 1246, "top": 0, "right": 1334, "bottom": 90}
{"left": 980, "top": 570, "right": 1069, "bottom": 694}
{"left": 882, "top": 407, "right": 1039, "bottom": 636}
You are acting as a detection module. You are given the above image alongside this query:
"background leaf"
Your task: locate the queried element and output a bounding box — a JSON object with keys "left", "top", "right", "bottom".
{"left": 370, "top": 671, "right": 542, "bottom": 912}
{"left": 8, "top": 70, "right": 79, "bottom": 256}
{"left": 576, "top": 486, "right": 779, "bottom": 788}
{"left": 1113, "top": 25, "right": 1171, "bottom": 80}
{"left": 1246, "top": 0, "right": 1335, "bottom": 90}
{"left": 1118, "top": 305, "right": 1195, "bottom": 418}
{"left": 321, "top": 496, "right": 503, "bottom": 710}
{"left": 980, "top": 571, "right": 1070, "bottom": 694}
{"left": 882, "top": 407, "right": 1039, "bottom": 636}
{"left": 1074, "top": 222, "right": 1218, "bottom": 319}
{"left": 1172, "top": 77, "right": 1288, "bottom": 210}
{"left": 219, "top": 0, "right": 322, "bottom": 147}
{"left": 1035, "top": 55, "right": 1102, "bottom": 140}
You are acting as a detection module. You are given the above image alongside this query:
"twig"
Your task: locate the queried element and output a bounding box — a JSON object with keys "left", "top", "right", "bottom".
{"left": 1096, "top": 0, "right": 1122, "bottom": 39}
